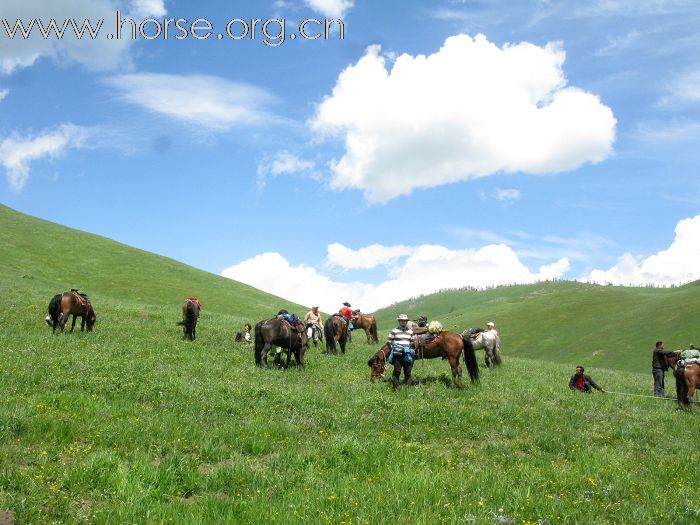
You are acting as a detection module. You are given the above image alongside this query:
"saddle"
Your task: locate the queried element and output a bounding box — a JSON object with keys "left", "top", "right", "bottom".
{"left": 70, "top": 290, "right": 90, "bottom": 308}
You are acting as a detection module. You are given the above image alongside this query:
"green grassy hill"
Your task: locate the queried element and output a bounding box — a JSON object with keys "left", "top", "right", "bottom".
{"left": 0, "top": 204, "right": 306, "bottom": 321}
{"left": 374, "top": 281, "right": 700, "bottom": 373}
{"left": 1, "top": 204, "right": 699, "bottom": 524}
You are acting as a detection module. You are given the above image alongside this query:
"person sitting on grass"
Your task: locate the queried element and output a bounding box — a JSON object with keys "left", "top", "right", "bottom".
{"left": 569, "top": 366, "right": 606, "bottom": 393}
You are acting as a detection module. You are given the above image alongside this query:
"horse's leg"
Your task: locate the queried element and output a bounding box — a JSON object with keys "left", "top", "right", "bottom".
{"left": 192, "top": 321, "right": 197, "bottom": 341}
{"left": 340, "top": 336, "right": 346, "bottom": 354}
{"left": 70, "top": 314, "right": 77, "bottom": 333}
{"left": 261, "top": 343, "right": 271, "bottom": 367}
{"left": 448, "top": 356, "right": 460, "bottom": 388}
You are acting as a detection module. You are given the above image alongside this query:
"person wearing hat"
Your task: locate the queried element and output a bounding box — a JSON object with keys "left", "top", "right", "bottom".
{"left": 387, "top": 314, "right": 417, "bottom": 391}
{"left": 486, "top": 321, "right": 498, "bottom": 335}
{"left": 340, "top": 302, "right": 354, "bottom": 333}
{"left": 304, "top": 306, "right": 323, "bottom": 346}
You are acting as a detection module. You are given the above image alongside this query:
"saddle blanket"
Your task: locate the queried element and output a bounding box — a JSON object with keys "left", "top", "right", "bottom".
{"left": 679, "top": 358, "right": 700, "bottom": 368}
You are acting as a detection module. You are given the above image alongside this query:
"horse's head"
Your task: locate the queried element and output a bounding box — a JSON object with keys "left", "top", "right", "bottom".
{"left": 368, "top": 345, "right": 388, "bottom": 383}
{"left": 86, "top": 309, "right": 96, "bottom": 331}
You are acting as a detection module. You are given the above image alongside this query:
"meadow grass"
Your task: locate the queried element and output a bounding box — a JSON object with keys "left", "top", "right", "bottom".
{"left": 1, "top": 284, "right": 699, "bottom": 524}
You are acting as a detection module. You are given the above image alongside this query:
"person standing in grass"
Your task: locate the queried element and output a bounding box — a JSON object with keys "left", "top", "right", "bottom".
{"left": 569, "top": 366, "right": 605, "bottom": 393}
{"left": 304, "top": 306, "right": 323, "bottom": 344}
{"left": 652, "top": 341, "right": 676, "bottom": 398}
{"left": 387, "top": 314, "right": 416, "bottom": 391}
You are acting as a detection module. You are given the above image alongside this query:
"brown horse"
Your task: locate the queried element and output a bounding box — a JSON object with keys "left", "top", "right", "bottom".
{"left": 667, "top": 353, "right": 700, "bottom": 408}
{"left": 56, "top": 291, "right": 96, "bottom": 333}
{"left": 177, "top": 297, "right": 201, "bottom": 340}
{"left": 324, "top": 315, "right": 349, "bottom": 354}
{"left": 352, "top": 313, "right": 379, "bottom": 344}
{"left": 368, "top": 331, "right": 479, "bottom": 388}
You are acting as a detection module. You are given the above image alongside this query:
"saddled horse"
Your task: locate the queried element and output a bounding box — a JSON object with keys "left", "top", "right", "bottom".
{"left": 351, "top": 313, "right": 379, "bottom": 344}
{"left": 324, "top": 315, "right": 349, "bottom": 354}
{"left": 462, "top": 329, "right": 502, "bottom": 368}
{"left": 368, "top": 331, "right": 479, "bottom": 388}
{"left": 255, "top": 318, "right": 309, "bottom": 369}
{"left": 52, "top": 291, "right": 96, "bottom": 333}
{"left": 668, "top": 353, "right": 700, "bottom": 408}
{"left": 177, "top": 297, "right": 201, "bottom": 340}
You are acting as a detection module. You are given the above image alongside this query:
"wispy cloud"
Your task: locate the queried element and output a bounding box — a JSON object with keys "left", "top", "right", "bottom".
{"left": 659, "top": 67, "right": 700, "bottom": 106}
{"left": 635, "top": 119, "right": 700, "bottom": 143}
{"left": 0, "top": 89, "right": 8, "bottom": 102}
{"left": 256, "top": 151, "right": 318, "bottom": 190}
{"left": 105, "top": 73, "right": 278, "bottom": 131}
{"left": 0, "top": 124, "right": 89, "bottom": 191}
{"left": 495, "top": 188, "right": 522, "bottom": 201}
{"left": 304, "top": 0, "right": 354, "bottom": 18}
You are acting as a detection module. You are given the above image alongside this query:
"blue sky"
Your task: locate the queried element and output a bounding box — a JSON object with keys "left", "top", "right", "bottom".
{"left": 1, "top": 0, "right": 699, "bottom": 311}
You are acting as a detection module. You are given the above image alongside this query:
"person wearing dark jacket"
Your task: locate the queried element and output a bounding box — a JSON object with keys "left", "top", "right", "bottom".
{"left": 569, "top": 366, "right": 605, "bottom": 393}
{"left": 652, "top": 341, "right": 676, "bottom": 398}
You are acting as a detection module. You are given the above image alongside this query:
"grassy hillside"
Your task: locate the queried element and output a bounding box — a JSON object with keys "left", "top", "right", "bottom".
{"left": 1, "top": 204, "right": 699, "bottom": 524}
{"left": 0, "top": 204, "right": 306, "bottom": 320}
{"left": 374, "top": 281, "right": 700, "bottom": 373}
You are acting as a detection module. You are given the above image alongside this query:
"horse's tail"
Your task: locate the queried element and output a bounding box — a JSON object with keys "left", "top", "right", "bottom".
{"left": 184, "top": 300, "right": 196, "bottom": 326}
{"left": 254, "top": 321, "right": 264, "bottom": 366}
{"left": 324, "top": 317, "right": 336, "bottom": 352}
{"left": 370, "top": 319, "right": 378, "bottom": 344}
{"left": 493, "top": 335, "right": 503, "bottom": 366}
{"left": 675, "top": 368, "right": 689, "bottom": 407}
{"left": 462, "top": 336, "right": 480, "bottom": 384}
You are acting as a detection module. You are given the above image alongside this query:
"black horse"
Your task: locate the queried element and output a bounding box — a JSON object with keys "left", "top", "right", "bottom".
{"left": 324, "top": 315, "right": 348, "bottom": 354}
{"left": 254, "top": 318, "right": 309, "bottom": 369}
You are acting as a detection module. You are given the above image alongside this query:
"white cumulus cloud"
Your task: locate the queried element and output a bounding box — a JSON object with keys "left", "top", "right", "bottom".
{"left": 0, "top": 124, "right": 89, "bottom": 191}
{"left": 311, "top": 34, "right": 616, "bottom": 203}
{"left": 222, "top": 243, "right": 569, "bottom": 312}
{"left": 105, "top": 73, "right": 277, "bottom": 130}
{"left": 0, "top": 89, "right": 8, "bottom": 101}
{"left": 584, "top": 214, "right": 700, "bottom": 286}
{"left": 304, "top": 0, "right": 353, "bottom": 18}
{"left": 0, "top": 0, "right": 166, "bottom": 74}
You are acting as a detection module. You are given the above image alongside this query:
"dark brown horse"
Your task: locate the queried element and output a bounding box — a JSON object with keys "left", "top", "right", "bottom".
{"left": 254, "top": 318, "right": 309, "bottom": 368}
{"left": 324, "top": 315, "right": 349, "bottom": 354}
{"left": 55, "top": 291, "right": 96, "bottom": 333}
{"left": 368, "top": 331, "right": 479, "bottom": 388}
{"left": 668, "top": 353, "right": 700, "bottom": 408}
{"left": 177, "top": 297, "right": 201, "bottom": 340}
{"left": 352, "top": 313, "right": 379, "bottom": 344}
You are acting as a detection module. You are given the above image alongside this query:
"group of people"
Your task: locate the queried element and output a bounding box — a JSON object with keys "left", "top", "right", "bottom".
{"left": 568, "top": 340, "right": 699, "bottom": 397}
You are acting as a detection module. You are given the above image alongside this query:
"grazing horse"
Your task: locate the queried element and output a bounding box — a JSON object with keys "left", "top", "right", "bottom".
{"left": 254, "top": 318, "right": 309, "bottom": 369}
{"left": 351, "top": 313, "right": 379, "bottom": 344}
{"left": 324, "top": 315, "right": 349, "bottom": 354}
{"left": 462, "top": 329, "right": 502, "bottom": 368}
{"left": 55, "top": 291, "right": 96, "bottom": 333}
{"left": 368, "top": 331, "right": 479, "bottom": 388}
{"left": 177, "top": 297, "right": 201, "bottom": 340}
{"left": 668, "top": 353, "right": 700, "bottom": 408}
